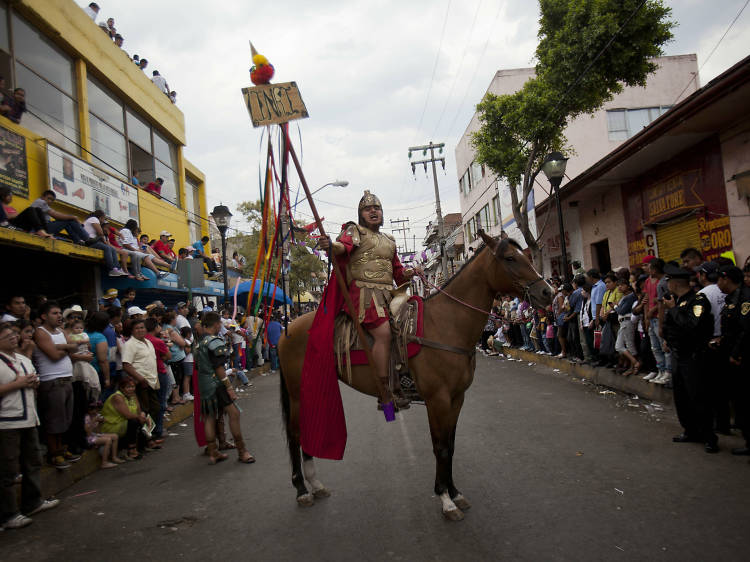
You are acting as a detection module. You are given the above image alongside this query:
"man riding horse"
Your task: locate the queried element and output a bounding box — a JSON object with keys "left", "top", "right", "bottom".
{"left": 318, "top": 190, "right": 418, "bottom": 413}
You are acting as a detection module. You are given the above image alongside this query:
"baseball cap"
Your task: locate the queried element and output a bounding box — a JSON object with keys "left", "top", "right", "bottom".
{"left": 127, "top": 306, "right": 148, "bottom": 316}
{"left": 160, "top": 230, "right": 172, "bottom": 237}
{"left": 641, "top": 255, "right": 656, "bottom": 264}
{"left": 176, "top": 301, "right": 187, "bottom": 309}
{"left": 103, "top": 288, "right": 118, "bottom": 299}
{"left": 697, "top": 261, "right": 719, "bottom": 275}
{"left": 664, "top": 263, "right": 692, "bottom": 279}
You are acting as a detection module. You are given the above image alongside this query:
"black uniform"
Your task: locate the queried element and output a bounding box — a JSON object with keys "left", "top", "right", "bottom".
{"left": 663, "top": 289, "right": 716, "bottom": 446}
{"left": 719, "top": 285, "right": 750, "bottom": 448}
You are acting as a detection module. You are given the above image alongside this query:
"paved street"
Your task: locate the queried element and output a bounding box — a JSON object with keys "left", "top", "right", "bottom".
{"left": 3, "top": 355, "right": 750, "bottom": 561}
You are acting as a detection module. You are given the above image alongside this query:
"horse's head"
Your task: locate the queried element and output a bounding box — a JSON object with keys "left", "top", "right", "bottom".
{"left": 478, "top": 230, "right": 554, "bottom": 308}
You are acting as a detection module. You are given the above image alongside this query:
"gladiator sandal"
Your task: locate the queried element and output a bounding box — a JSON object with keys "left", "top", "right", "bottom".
{"left": 233, "top": 437, "right": 256, "bottom": 464}
{"left": 206, "top": 442, "right": 228, "bottom": 465}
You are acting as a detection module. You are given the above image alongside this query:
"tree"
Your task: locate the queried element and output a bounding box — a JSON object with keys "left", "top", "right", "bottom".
{"left": 234, "top": 199, "right": 326, "bottom": 303}
{"left": 472, "top": 0, "right": 673, "bottom": 264}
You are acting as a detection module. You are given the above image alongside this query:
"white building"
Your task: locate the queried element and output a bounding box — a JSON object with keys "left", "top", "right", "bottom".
{"left": 454, "top": 55, "right": 699, "bottom": 276}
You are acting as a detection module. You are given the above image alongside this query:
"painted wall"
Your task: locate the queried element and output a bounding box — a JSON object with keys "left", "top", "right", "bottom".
{"left": 720, "top": 119, "right": 750, "bottom": 267}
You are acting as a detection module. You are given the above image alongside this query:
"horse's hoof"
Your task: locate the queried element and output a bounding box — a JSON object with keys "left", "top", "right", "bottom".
{"left": 453, "top": 494, "right": 471, "bottom": 511}
{"left": 312, "top": 486, "right": 331, "bottom": 498}
{"left": 442, "top": 507, "right": 464, "bottom": 521}
{"left": 296, "top": 493, "right": 315, "bottom": 507}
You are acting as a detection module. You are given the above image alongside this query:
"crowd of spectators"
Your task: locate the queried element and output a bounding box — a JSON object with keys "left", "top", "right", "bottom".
{"left": 483, "top": 249, "right": 750, "bottom": 454}
{"left": 83, "top": 3, "right": 178, "bottom": 104}
{"left": 0, "top": 285, "right": 291, "bottom": 529}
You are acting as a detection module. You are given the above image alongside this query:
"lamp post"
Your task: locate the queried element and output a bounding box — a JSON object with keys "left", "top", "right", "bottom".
{"left": 541, "top": 152, "right": 569, "bottom": 281}
{"left": 292, "top": 180, "right": 348, "bottom": 209}
{"left": 211, "top": 204, "right": 233, "bottom": 306}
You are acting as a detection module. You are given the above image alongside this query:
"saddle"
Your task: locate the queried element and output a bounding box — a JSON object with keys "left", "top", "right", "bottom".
{"left": 334, "top": 286, "right": 424, "bottom": 400}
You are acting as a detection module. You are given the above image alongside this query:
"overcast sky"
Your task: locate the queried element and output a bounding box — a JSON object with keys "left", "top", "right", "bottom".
{"left": 81, "top": 0, "right": 750, "bottom": 249}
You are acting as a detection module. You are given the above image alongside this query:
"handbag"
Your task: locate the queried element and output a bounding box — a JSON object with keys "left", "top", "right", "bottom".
{"left": 593, "top": 329, "right": 602, "bottom": 349}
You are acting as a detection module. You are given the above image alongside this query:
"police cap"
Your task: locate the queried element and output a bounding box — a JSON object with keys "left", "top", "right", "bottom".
{"left": 664, "top": 263, "right": 692, "bottom": 279}
{"left": 718, "top": 265, "right": 743, "bottom": 284}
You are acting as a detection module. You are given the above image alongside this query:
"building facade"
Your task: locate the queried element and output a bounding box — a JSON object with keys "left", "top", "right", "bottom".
{"left": 0, "top": 0, "right": 213, "bottom": 307}
{"left": 536, "top": 55, "right": 750, "bottom": 274}
{"left": 454, "top": 55, "right": 700, "bottom": 276}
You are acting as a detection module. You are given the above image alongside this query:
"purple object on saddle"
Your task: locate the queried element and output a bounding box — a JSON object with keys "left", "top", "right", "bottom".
{"left": 383, "top": 401, "right": 396, "bottom": 422}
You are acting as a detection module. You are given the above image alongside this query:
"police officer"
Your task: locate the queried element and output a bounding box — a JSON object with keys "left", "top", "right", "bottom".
{"left": 716, "top": 265, "right": 750, "bottom": 456}
{"left": 661, "top": 263, "right": 717, "bottom": 453}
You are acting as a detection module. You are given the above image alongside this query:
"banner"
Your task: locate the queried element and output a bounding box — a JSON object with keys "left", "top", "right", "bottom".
{"left": 47, "top": 143, "right": 138, "bottom": 225}
{"left": 0, "top": 126, "right": 28, "bottom": 197}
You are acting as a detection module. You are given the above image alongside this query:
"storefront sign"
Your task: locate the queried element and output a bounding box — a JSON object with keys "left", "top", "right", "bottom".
{"left": 0, "top": 126, "right": 28, "bottom": 198}
{"left": 47, "top": 144, "right": 138, "bottom": 225}
{"left": 644, "top": 169, "right": 703, "bottom": 222}
{"left": 242, "top": 81, "right": 309, "bottom": 127}
{"left": 627, "top": 227, "right": 658, "bottom": 265}
{"left": 698, "top": 215, "right": 732, "bottom": 261}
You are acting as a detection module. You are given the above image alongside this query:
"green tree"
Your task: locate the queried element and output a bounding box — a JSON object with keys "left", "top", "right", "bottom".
{"left": 234, "top": 199, "right": 326, "bottom": 304}
{"left": 472, "top": 0, "right": 673, "bottom": 263}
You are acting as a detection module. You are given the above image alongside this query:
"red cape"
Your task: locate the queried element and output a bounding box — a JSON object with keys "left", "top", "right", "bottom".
{"left": 299, "top": 264, "right": 348, "bottom": 460}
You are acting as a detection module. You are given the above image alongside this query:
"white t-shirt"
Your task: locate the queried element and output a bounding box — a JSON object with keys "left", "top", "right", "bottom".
{"left": 175, "top": 314, "right": 190, "bottom": 331}
{"left": 183, "top": 337, "right": 193, "bottom": 363}
{"left": 83, "top": 216, "right": 101, "bottom": 239}
{"left": 0, "top": 352, "right": 40, "bottom": 429}
{"left": 152, "top": 75, "right": 168, "bottom": 93}
{"left": 698, "top": 283, "right": 726, "bottom": 337}
{"left": 119, "top": 227, "right": 138, "bottom": 248}
{"left": 0, "top": 313, "right": 19, "bottom": 322}
{"left": 84, "top": 6, "right": 98, "bottom": 20}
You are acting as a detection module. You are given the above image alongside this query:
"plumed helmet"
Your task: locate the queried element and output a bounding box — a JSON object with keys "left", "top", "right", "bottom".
{"left": 358, "top": 190, "right": 381, "bottom": 211}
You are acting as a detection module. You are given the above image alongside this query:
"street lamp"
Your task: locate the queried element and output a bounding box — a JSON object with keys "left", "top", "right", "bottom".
{"left": 211, "top": 203, "right": 233, "bottom": 306}
{"left": 541, "top": 152, "right": 570, "bottom": 281}
{"left": 292, "top": 180, "right": 348, "bottom": 209}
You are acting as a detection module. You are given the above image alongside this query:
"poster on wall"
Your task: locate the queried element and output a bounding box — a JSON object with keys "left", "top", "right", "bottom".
{"left": 47, "top": 143, "right": 138, "bottom": 225}
{"left": 0, "top": 126, "right": 29, "bottom": 198}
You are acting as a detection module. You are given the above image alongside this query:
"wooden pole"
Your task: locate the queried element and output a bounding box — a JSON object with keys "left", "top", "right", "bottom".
{"left": 284, "top": 129, "right": 388, "bottom": 403}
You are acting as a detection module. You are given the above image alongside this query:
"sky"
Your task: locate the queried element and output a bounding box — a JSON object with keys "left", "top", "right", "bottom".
{"left": 80, "top": 0, "right": 750, "bottom": 251}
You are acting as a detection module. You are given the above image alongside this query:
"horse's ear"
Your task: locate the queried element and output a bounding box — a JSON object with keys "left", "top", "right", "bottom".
{"left": 477, "top": 229, "right": 498, "bottom": 252}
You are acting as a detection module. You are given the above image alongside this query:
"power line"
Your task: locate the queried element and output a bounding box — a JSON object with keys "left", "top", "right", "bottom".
{"left": 671, "top": 0, "right": 750, "bottom": 105}
{"left": 416, "top": 0, "right": 453, "bottom": 134}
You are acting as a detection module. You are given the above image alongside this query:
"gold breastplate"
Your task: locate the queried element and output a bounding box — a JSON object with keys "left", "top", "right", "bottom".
{"left": 348, "top": 227, "right": 396, "bottom": 285}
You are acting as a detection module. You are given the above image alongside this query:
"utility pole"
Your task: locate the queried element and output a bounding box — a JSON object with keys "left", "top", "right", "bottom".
{"left": 390, "top": 217, "right": 410, "bottom": 255}
{"left": 409, "top": 141, "right": 447, "bottom": 279}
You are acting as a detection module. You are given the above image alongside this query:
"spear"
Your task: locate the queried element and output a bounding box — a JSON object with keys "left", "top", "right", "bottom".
{"left": 283, "top": 127, "right": 395, "bottom": 420}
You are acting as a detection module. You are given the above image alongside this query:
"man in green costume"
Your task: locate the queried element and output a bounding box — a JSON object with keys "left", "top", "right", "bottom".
{"left": 196, "top": 312, "right": 254, "bottom": 464}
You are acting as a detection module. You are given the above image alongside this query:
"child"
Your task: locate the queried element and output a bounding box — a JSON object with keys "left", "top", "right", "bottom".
{"left": 180, "top": 326, "right": 194, "bottom": 401}
{"left": 544, "top": 305, "right": 556, "bottom": 355}
{"left": 84, "top": 401, "right": 124, "bottom": 468}
{"left": 69, "top": 318, "right": 102, "bottom": 400}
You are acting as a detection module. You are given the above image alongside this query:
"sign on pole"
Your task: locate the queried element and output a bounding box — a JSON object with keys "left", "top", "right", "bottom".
{"left": 242, "top": 82, "right": 309, "bottom": 128}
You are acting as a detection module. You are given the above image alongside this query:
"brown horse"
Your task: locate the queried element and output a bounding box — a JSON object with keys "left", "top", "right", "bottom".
{"left": 278, "top": 232, "right": 554, "bottom": 520}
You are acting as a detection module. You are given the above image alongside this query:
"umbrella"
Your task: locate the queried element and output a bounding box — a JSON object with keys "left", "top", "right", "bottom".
{"left": 234, "top": 279, "right": 293, "bottom": 306}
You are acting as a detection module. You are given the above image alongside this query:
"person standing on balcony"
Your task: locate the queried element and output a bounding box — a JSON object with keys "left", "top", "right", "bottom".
{"left": 151, "top": 71, "right": 169, "bottom": 95}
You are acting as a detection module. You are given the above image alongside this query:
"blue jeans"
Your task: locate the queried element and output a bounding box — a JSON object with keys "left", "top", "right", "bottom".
{"left": 270, "top": 345, "right": 279, "bottom": 370}
{"left": 648, "top": 318, "right": 672, "bottom": 372}
{"left": 46, "top": 219, "right": 89, "bottom": 243}
{"left": 155, "top": 371, "right": 170, "bottom": 437}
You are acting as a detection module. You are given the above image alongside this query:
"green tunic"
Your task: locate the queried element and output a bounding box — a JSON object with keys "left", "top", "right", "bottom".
{"left": 196, "top": 334, "right": 229, "bottom": 415}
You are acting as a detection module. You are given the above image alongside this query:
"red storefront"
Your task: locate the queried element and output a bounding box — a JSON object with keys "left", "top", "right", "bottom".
{"left": 622, "top": 136, "right": 733, "bottom": 266}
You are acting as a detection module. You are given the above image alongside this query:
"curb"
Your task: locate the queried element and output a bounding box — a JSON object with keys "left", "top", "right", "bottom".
{"left": 500, "top": 347, "right": 674, "bottom": 404}
{"left": 36, "top": 363, "right": 272, "bottom": 498}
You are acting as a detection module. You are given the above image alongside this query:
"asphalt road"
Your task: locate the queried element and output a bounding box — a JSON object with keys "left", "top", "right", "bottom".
{"left": 3, "top": 354, "right": 749, "bottom": 561}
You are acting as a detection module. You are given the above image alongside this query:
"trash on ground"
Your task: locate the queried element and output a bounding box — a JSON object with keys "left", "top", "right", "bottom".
{"left": 553, "top": 369, "right": 560, "bottom": 372}
{"left": 179, "top": 423, "right": 188, "bottom": 427}
{"left": 615, "top": 545, "right": 625, "bottom": 552}
{"left": 614, "top": 488, "right": 624, "bottom": 495}
{"left": 97, "top": 512, "right": 105, "bottom": 516}
{"left": 527, "top": 362, "right": 536, "bottom": 366}
{"left": 599, "top": 390, "right": 616, "bottom": 396}
{"left": 576, "top": 451, "right": 584, "bottom": 456}
{"left": 71, "top": 490, "right": 97, "bottom": 498}
{"left": 168, "top": 432, "right": 179, "bottom": 436}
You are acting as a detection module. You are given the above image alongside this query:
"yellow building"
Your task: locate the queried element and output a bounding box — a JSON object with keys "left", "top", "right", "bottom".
{"left": 0, "top": 0, "right": 221, "bottom": 307}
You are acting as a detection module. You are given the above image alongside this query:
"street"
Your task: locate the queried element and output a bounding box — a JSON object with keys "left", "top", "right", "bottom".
{"left": 3, "top": 354, "right": 749, "bottom": 561}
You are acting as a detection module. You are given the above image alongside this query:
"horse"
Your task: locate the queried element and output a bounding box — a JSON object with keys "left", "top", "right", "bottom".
{"left": 277, "top": 231, "right": 554, "bottom": 520}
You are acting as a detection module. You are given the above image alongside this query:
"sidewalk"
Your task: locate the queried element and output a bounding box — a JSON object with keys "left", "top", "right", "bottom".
{"left": 35, "top": 363, "right": 272, "bottom": 499}
{"left": 500, "top": 347, "right": 674, "bottom": 405}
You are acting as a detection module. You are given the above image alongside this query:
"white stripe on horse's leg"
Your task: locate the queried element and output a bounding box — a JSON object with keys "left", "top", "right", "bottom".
{"left": 303, "top": 458, "right": 330, "bottom": 497}
{"left": 439, "top": 491, "right": 463, "bottom": 520}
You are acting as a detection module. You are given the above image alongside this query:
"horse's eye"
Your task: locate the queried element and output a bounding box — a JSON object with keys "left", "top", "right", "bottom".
{"left": 505, "top": 256, "right": 515, "bottom": 262}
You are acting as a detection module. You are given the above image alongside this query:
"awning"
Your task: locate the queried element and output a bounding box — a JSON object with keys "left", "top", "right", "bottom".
{"left": 296, "top": 291, "right": 318, "bottom": 303}
{"left": 102, "top": 269, "right": 225, "bottom": 297}
{"left": 233, "top": 279, "right": 293, "bottom": 305}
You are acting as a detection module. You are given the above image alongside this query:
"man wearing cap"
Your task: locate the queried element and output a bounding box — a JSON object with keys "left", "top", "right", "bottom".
{"left": 99, "top": 288, "right": 120, "bottom": 311}
{"left": 175, "top": 302, "right": 190, "bottom": 331}
{"left": 316, "top": 190, "right": 419, "bottom": 420}
{"left": 716, "top": 265, "right": 750, "bottom": 456}
{"left": 153, "top": 231, "right": 176, "bottom": 270}
{"left": 127, "top": 306, "right": 147, "bottom": 320}
{"left": 698, "top": 261, "right": 729, "bottom": 433}
{"left": 661, "top": 263, "right": 717, "bottom": 453}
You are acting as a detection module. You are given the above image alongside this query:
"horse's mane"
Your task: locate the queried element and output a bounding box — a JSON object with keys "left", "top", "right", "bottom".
{"left": 423, "top": 237, "right": 522, "bottom": 302}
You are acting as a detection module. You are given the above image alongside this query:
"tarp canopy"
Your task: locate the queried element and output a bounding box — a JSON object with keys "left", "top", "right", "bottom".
{"left": 297, "top": 291, "right": 318, "bottom": 303}
{"left": 233, "top": 279, "right": 293, "bottom": 305}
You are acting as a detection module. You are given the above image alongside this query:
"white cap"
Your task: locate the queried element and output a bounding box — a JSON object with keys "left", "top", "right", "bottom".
{"left": 127, "top": 306, "right": 148, "bottom": 316}
{"left": 160, "top": 230, "right": 172, "bottom": 237}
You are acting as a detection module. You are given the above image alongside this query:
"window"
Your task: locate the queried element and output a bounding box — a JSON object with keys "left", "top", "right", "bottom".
{"left": 126, "top": 109, "right": 151, "bottom": 152}
{"left": 479, "top": 204, "right": 490, "bottom": 233}
{"left": 155, "top": 158, "right": 179, "bottom": 206}
{"left": 15, "top": 64, "right": 79, "bottom": 154}
{"left": 0, "top": 4, "right": 11, "bottom": 94}
{"left": 607, "top": 107, "right": 672, "bottom": 141}
{"left": 186, "top": 176, "right": 202, "bottom": 241}
{"left": 12, "top": 13, "right": 74, "bottom": 96}
{"left": 87, "top": 77, "right": 124, "bottom": 132}
{"left": 461, "top": 169, "right": 472, "bottom": 196}
{"left": 90, "top": 114, "right": 127, "bottom": 178}
{"left": 491, "top": 195, "right": 499, "bottom": 226}
{"left": 153, "top": 131, "right": 176, "bottom": 169}
{"left": 471, "top": 161, "right": 483, "bottom": 186}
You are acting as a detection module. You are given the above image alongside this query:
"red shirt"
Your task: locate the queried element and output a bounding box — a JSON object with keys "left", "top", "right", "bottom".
{"left": 145, "top": 182, "right": 162, "bottom": 196}
{"left": 145, "top": 333, "right": 168, "bottom": 374}
{"left": 644, "top": 277, "right": 659, "bottom": 314}
{"left": 107, "top": 228, "right": 122, "bottom": 248}
{"left": 152, "top": 239, "right": 175, "bottom": 261}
